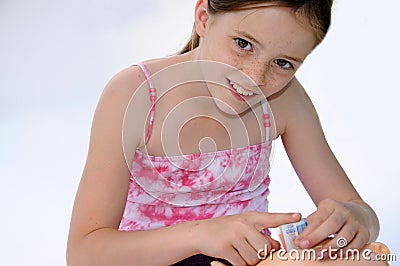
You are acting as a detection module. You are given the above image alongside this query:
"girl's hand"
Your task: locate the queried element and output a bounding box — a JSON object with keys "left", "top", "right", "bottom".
{"left": 192, "top": 211, "right": 301, "bottom": 266}
{"left": 295, "top": 198, "right": 371, "bottom": 256}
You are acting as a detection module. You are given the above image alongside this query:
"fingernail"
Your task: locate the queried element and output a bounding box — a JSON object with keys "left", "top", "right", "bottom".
{"left": 300, "top": 240, "right": 309, "bottom": 249}
{"left": 292, "top": 213, "right": 300, "bottom": 218}
{"left": 211, "top": 262, "right": 225, "bottom": 266}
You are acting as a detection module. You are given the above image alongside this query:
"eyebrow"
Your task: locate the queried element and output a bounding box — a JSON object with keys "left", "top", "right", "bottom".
{"left": 234, "top": 29, "right": 304, "bottom": 64}
{"left": 234, "top": 30, "right": 263, "bottom": 48}
{"left": 285, "top": 55, "right": 304, "bottom": 64}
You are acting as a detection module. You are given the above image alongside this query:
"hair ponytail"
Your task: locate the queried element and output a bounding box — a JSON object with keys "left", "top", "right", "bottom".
{"left": 179, "top": 24, "right": 201, "bottom": 54}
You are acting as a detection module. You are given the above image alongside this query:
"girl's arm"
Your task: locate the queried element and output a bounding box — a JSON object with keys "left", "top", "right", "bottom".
{"left": 66, "top": 66, "right": 200, "bottom": 265}
{"left": 272, "top": 77, "right": 379, "bottom": 250}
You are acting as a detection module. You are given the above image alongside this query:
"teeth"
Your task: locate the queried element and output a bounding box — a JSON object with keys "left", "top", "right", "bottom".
{"left": 229, "top": 81, "right": 254, "bottom": 96}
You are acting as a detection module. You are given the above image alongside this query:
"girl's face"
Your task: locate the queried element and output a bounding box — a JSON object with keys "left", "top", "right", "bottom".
{"left": 194, "top": 2, "right": 317, "bottom": 114}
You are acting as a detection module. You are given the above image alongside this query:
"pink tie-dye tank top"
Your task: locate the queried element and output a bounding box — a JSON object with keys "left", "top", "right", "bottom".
{"left": 119, "top": 63, "right": 272, "bottom": 231}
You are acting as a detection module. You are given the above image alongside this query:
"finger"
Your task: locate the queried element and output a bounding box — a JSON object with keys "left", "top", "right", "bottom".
{"left": 265, "top": 235, "right": 281, "bottom": 251}
{"left": 243, "top": 230, "right": 278, "bottom": 263}
{"left": 296, "top": 208, "right": 332, "bottom": 243}
{"left": 245, "top": 229, "right": 271, "bottom": 254}
{"left": 247, "top": 211, "right": 301, "bottom": 229}
{"left": 295, "top": 212, "right": 319, "bottom": 247}
{"left": 297, "top": 198, "right": 341, "bottom": 241}
{"left": 233, "top": 239, "right": 261, "bottom": 265}
{"left": 316, "top": 237, "right": 342, "bottom": 260}
{"left": 317, "top": 231, "right": 367, "bottom": 260}
{"left": 340, "top": 231, "right": 370, "bottom": 253}
{"left": 329, "top": 224, "right": 358, "bottom": 250}
{"left": 315, "top": 224, "right": 357, "bottom": 255}
{"left": 298, "top": 210, "right": 345, "bottom": 249}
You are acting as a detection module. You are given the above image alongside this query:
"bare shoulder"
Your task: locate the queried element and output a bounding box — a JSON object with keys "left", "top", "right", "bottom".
{"left": 102, "top": 56, "right": 178, "bottom": 101}
{"left": 92, "top": 65, "right": 153, "bottom": 153}
{"left": 99, "top": 65, "right": 149, "bottom": 109}
{"left": 267, "top": 77, "right": 319, "bottom": 139}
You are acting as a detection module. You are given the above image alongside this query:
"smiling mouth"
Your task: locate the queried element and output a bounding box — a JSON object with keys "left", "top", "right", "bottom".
{"left": 227, "top": 79, "right": 256, "bottom": 97}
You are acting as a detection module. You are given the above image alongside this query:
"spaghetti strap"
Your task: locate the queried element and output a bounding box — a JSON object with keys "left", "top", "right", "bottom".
{"left": 261, "top": 99, "right": 271, "bottom": 141}
{"left": 136, "top": 62, "right": 157, "bottom": 144}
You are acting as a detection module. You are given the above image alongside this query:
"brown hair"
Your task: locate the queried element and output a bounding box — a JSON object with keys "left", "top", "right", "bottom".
{"left": 179, "top": 0, "right": 333, "bottom": 54}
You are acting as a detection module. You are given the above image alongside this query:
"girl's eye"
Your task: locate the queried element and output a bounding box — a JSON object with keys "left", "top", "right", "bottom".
{"left": 235, "top": 38, "right": 252, "bottom": 51}
{"left": 274, "top": 59, "right": 293, "bottom": 70}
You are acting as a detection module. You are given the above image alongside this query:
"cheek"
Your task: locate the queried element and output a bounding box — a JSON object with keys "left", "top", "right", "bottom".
{"left": 203, "top": 36, "right": 233, "bottom": 60}
{"left": 263, "top": 75, "right": 294, "bottom": 96}
{"left": 215, "top": 49, "right": 242, "bottom": 67}
{"left": 261, "top": 68, "right": 296, "bottom": 96}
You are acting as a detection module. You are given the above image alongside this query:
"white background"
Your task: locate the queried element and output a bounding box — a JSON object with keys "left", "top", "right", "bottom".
{"left": 0, "top": 0, "right": 398, "bottom": 265}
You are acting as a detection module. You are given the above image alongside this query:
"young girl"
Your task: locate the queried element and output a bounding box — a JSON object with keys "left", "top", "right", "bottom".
{"left": 67, "top": 0, "right": 384, "bottom": 265}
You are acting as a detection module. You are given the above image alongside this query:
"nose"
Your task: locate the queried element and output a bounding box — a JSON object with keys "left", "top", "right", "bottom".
{"left": 238, "top": 60, "right": 266, "bottom": 88}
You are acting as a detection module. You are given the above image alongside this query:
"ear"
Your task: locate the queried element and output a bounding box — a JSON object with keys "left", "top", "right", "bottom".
{"left": 194, "top": 0, "right": 209, "bottom": 37}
